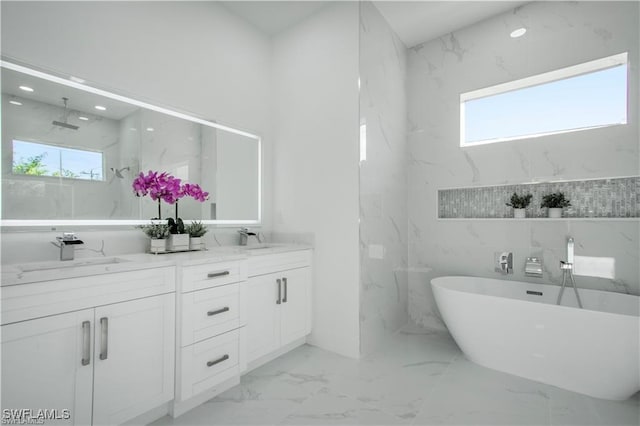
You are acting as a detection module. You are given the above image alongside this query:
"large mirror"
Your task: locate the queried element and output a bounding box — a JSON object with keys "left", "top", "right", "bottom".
{"left": 1, "top": 61, "right": 261, "bottom": 226}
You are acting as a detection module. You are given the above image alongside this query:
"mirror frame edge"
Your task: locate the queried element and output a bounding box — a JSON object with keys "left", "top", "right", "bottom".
{"left": 1, "top": 59, "right": 263, "bottom": 229}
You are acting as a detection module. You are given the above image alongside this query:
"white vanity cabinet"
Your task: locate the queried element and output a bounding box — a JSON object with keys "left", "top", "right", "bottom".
{"left": 173, "top": 258, "right": 247, "bottom": 415}
{"left": 1, "top": 266, "right": 176, "bottom": 426}
{"left": 246, "top": 249, "right": 312, "bottom": 367}
{"left": 1, "top": 309, "right": 95, "bottom": 425}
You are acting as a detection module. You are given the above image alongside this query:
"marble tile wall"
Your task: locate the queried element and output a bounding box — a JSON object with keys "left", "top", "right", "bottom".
{"left": 359, "top": 1, "right": 409, "bottom": 354}
{"left": 406, "top": 1, "right": 640, "bottom": 330}
{"left": 438, "top": 177, "right": 640, "bottom": 218}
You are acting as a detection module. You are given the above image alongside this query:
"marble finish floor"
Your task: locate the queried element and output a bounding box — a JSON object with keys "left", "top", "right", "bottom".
{"left": 152, "top": 326, "right": 639, "bottom": 425}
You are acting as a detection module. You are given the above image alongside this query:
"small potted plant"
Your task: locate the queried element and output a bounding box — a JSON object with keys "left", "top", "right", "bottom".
{"left": 505, "top": 192, "right": 533, "bottom": 219}
{"left": 167, "top": 217, "right": 189, "bottom": 251}
{"left": 186, "top": 221, "right": 208, "bottom": 250}
{"left": 541, "top": 192, "right": 571, "bottom": 218}
{"left": 139, "top": 223, "right": 170, "bottom": 254}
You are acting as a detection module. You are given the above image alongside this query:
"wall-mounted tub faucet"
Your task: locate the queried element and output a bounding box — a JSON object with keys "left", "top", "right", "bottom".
{"left": 51, "top": 232, "right": 84, "bottom": 261}
{"left": 525, "top": 257, "right": 543, "bottom": 278}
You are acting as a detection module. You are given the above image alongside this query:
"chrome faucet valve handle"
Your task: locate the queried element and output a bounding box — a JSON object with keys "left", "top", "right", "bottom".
{"left": 495, "top": 251, "right": 513, "bottom": 275}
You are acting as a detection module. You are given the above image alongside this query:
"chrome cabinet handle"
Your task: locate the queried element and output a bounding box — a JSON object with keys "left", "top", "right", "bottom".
{"left": 81, "top": 321, "right": 91, "bottom": 366}
{"left": 276, "top": 278, "right": 282, "bottom": 304}
{"left": 207, "top": 271, "right": 230, "bottom": 279}
{"left": 99, "top": 317, "right": 108, "bottom": 361}
{"left": 283, "top": 277, "right": 288, "bottom": 303}
{"left": 206, "top": 354, "right": 229, "bottom": 367}
{"left": 207, "top": 306, "right": 230, "bottom": 316}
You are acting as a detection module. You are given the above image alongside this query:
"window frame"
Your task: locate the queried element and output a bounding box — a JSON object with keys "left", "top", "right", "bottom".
{"left": 460, "top": 52, "right": 628, "bottom": 147}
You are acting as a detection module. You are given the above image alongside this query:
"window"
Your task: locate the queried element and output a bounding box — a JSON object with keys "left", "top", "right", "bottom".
{"left": 12, "top": 140, "right": 104, "bottom": 180}
{"left": 460, "top": 52, "right": 628, "bottom": 147}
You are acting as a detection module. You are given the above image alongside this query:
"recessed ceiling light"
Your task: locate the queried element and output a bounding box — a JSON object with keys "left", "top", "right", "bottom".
{"left": 510, "top": 28, "right": 527, "bottom": 38}
{"left": 146, "top": 127, "right": 155, "bottom": 132}
{"left": 19, "top": 85, "right": 34, "bottom": 92}
{"left": 94, "top": 105, "right": 106, "bottom": 111}
{"left": 9, "top": 100, "right": 23, "bottom": 106}
{"left": 69, "top": 76, "right": 86, "bottom": 83}
{"left": 78, "top": 116, "right": 89, "bottom": 121}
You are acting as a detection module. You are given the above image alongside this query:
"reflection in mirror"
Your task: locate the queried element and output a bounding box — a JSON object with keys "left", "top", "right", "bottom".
{"left": 1, "top": 61, "right": 261, "bottom": 225}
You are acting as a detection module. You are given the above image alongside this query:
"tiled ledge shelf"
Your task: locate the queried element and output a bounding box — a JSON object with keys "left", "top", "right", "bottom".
{"left": 438, "top": 176, "right": 639, "bottom": 219}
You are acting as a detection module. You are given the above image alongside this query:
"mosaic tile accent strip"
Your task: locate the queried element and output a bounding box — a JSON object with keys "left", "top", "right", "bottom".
{"left": 438, "top": 177, "right": 640, "bottom": 219}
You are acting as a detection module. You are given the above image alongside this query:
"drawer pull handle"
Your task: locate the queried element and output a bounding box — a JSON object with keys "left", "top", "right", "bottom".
{"left": 283, "top": 277, "right": 288, "bottom": 303}
{"left": 99, "top": 317, "right": 108, "bottom": 361}
{"left": 207, "top": 271, "right": 230, "bottom": 279}
{"left": 206, "top": 354, "right": 230, "bottom": 367}
{"left": 81, "top": 321, "right": 91, "bottom": 366}
{"left": 276, "top": 278, "right": 282, "bottom": 304}
{"left": 207, "top": 307, "right": 230, "bottom": 316}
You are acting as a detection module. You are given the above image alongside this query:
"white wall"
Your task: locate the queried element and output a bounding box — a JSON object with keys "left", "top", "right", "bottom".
{"left": 1, "top": 1, "right": 273, "bottom": 262}
{"left": 1, "top": 1, "right": 270, "bottom": 134}
{"left": 359, "top": 1, "right": 408, "bottom": 354}
{"left": 216, "top": 131, "right": 260, "bottom": 220}
{"left": 406, "top": 1, "right": 640, "bottom": 329}
{"left": 271, "top": 2, "right": 361, "bottom": 358}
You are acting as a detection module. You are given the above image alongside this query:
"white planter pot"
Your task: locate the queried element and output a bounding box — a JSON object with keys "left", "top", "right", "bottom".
{"left": 168, "top": 234, "right": 190, "bottom": 251}
{"left": 189, "top": 237, "right": 204, "bottom": 251}
{"left": 149, "top": 238, "right": 167, "bottom": 254}
{"left": 513, "top": 208, "right": 526, "bottom": 219}
{"left": 548, "top": 208, "right": 563, "bottom": 218}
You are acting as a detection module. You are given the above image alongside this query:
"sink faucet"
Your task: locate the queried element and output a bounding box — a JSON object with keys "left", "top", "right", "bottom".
{"left": 52, "top": 232, "right": 84, "bottom": 261}
{"left": 238, "top": 227, "right": 261, "bottom": 246}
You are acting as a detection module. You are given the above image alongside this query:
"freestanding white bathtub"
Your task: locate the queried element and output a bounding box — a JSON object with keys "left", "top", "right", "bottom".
{"left": 431, "top": 276, "right": 640, "bottom": 400}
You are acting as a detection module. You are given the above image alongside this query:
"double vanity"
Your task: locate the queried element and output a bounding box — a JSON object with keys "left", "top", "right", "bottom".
{"left": 1, "top": 244, "right": 313, "bottom": 425}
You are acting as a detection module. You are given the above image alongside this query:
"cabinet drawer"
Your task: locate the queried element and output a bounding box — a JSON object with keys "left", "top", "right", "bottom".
{"left": 248, "top": 250, "right": 312, "bottom": 277}
{"left": 181, "top": 283, "right": 240, "bottom": 346}
{"left": 181, "top": 260, "right": 245, "bottom": 292}
{"left": 180, "top": 329, "right": 239, "bottom": 400}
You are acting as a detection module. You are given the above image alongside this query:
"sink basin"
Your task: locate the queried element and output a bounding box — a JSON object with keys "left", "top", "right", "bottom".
{"left": 18, "top": 257, "right": 131, "bottom": 273}
{"left": 243, "top": 244, "right": 277, "bottom": 250}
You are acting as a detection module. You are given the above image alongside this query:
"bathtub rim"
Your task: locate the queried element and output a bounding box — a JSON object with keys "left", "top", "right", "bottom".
{"left": 430, "top": 275, "right": 639, "bottom": 318}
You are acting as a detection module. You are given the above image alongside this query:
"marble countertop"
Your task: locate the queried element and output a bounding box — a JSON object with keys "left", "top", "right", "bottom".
{"left": 1, "top": 243, "right": 312, "bottom": 287}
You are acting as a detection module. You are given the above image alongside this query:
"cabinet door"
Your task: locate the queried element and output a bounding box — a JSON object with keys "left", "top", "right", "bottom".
{"left": 279, "top": 267, "right": 311, "bottom": 346}
{"left": 246, "top": 273, "right": 281, "bottom": 363}
{"left": 92, "top": 294, "right": 175, "bottom": 425}
{"left": 1, "top": 309, "right": 94, "bottom": 426}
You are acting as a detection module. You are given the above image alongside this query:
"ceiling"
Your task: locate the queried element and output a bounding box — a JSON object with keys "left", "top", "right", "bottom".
{"left": 218, "top": 1, "right": 529, "bottom": 47}
{"left": 219, "top": 1, "right": 328, "bottom": 35}
{"left": 373, "top": 1, "right": 529, "bottom": 47}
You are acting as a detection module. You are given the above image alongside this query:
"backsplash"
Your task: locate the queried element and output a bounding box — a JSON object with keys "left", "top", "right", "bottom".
{"left": 438, "top": 176, "right": 640, "bottom": 219}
